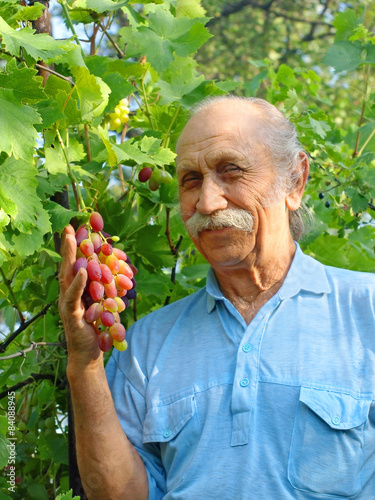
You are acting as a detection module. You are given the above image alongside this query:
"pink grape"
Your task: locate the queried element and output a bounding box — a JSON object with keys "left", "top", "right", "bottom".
{"left": 73, "top": 257, "right": 87, "bottom": 276}
{"left": 75, "top": 226, "right": 88, "bottom": 245}
{"left": 109, "top": 323, "right": 126, "bottom": 342}
{"left": 113, "top": 248, "right": 127, "bottom": 261}
{"left": 104, "top": 279, "right": 117, "bottom": 299}
{"left": 80, "top": 239, "right": 94, "bottom": 257}
{"left": 101, "top": 310, "right": 115, "bottom": 327}
{"left": 87, "top": 260, "right": 102, "bottom": 281}
{"left": 114, "top": 296, "right": 125, "bottom": 312}
{"left": 103, "top": 298, "right": 118, "bottom": 313}
{"left": 90, "top": 212, "right": 104, "bottom": 232}
{"left": 106, "top": 254, "right": 120, "bottom": 275}
{"left": 90, "top": 232, "right": 102, "bottom": 254}
{"left": 98, "top": 332, "right": 113, "bottom": 352}
{"left": 85, "top": 303, "right": 102, "bottom": 323}
{"left": 118, "top": 260, "right": 133, "bottom": 279}
{"left": 89, "top": 281, "right": 104, "bottom": 301}
{"left": 113, "top": 312, "right": 120, "bottom": 323}
{"left": 117, "top": 288, "right": 127, "bottom": 297}
{"left": 101, "top": 243, "right": 113, "bottom": 256}
{"left": 99, "top": 264, "right": 113, "bottom": 284}
{"left": 116, "top": 274, "right": 133, "bottom": 290}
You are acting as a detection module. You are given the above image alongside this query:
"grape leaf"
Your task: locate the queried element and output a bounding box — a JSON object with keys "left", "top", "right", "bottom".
{"left": 333, "top": 9, "right": 359, "bottom": 42}
{"left": 119, "top": 10, "right": 211, "bottom": 72}
{"left": 97, "top": 128, "right": 153, "bottom": 166}
{"left": 309, "top": 117, "right": 331, "bottom": 139}
{"left": 44, "top": 202, "right": 81, "bottom": 233}
{"left": 0, "top": 59, "right": 45, "bottom": 102}
{"left": 323, "top": 41, "right": 364, "bottom": 72}
{"left": 11, "top": 207, "right": 51, "bottom": 258}
{"left": 7, "top": 3, "right": 45, "bottom": 24}
{"left": 0, "top": 209, "right": 10, "bottom": 230}
{"left": 0, "top": 94, "right": 41, "bottom": 160}
{"left": 0, "top": 16, "right": 75, "bottom": 62}
{"left": 0, "top": 156, "right": 46, "bottom": 233}
{"left": 55, "top": 490, "right": 80, "bottom": 500}
{"left": 72, "top": 0, "right": 128, "bottom": 13}
{"left": 158, "top": 56, "right": 205, "bottom": 104}
{"left": 44, "top": 75, "right": 81, "bottom": 127}
{"left": 70, "top": 66, "right": 105, "bottom": 121}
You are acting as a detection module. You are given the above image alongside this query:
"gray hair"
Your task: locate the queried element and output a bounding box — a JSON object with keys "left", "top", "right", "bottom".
{"left": 188, "top": 95, "right": 313, "bottom": 240}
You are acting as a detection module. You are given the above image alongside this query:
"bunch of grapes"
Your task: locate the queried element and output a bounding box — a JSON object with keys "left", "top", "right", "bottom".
{"left": 73, "top": 211, "right": 138, "bottom": 352}
{"left": 138, "top": 166, "right": 173, "bottom": 191}
{"left": 108, "top": 98, "right": 130, "bottom": 131}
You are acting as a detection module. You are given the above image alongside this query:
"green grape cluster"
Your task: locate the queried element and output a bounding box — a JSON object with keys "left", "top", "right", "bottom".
{"left": 108, "top": 98, "right": 130, "bottom": 131}
{"left": 148, "top": 168, "right": 173, "bottom": 191}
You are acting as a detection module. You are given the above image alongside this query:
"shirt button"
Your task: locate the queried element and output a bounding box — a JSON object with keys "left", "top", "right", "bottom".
{"left": 331, "top": 416, "right": 340, "bottom": 425}
{"left": 240, "top": 378, "right": 249, "bottom": 387}
{"left": 163, "top": 429, "right": 172, "bottom": 438}
{"left": 242, "top": 344, "right": 253, "bottom": 353}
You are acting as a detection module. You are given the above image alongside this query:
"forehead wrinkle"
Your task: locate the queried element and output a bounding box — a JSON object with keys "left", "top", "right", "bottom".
{"left": 176, "top": 131, "right": 255, "bottom": 170}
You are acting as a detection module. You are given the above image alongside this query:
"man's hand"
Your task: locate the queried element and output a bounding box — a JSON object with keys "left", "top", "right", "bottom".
{"left": 58, "top": 224, "right": 102, "bottom": 371}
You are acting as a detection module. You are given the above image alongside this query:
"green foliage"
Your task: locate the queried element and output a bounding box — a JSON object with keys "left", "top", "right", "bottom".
{"left": 0, "top": 0, "right": 374, "bottom": 498}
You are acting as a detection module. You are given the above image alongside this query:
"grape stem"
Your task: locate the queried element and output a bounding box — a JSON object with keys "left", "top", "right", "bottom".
{"left": 162, "top": 103, "right": 181, "bottom": 149}
{"left": 97, "top": 20, "right": 125, "bottom": 58}
{"left": 140, "top": 65, "right": 157, "bottom": 129}
{"left": 0, "top": 267, "right": 25, "bottom": 324}
{"left": 84, "top": 124, "right": 92, "bottom": 162}
{"left": 56, "top": 128, "right": 86, "bottom": 211}
{"left": 59, "top": 0, "right": 85, "bottom": 56}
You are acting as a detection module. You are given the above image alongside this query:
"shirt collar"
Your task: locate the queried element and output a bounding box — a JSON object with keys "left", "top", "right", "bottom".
{"left": 205, "top": 243, "right": 331, "bottom": 312}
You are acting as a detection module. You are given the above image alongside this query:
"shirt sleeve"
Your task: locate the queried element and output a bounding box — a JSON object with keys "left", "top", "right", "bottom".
{"left": 105, "top": 350, "right": 166, "bottom": 499}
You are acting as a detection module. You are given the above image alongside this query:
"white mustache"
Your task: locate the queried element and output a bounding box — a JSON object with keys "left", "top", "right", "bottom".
{"left": 185, "top": 209, "right": 254, "bottom": 238}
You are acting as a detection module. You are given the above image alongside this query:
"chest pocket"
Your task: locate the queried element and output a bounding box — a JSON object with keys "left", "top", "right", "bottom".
{"left": 288, "top": 386, "right": 373, "bottom": 498}
{"left": 143, "top": 393, "right": 198, "bottom": 491}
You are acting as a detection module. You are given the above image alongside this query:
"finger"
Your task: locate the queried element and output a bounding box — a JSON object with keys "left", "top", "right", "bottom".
{"left": 64, "top": 267, "right": 88, "bottom": 313}
{"left": 59, "top": 226, "right": 78, "bottom": 294}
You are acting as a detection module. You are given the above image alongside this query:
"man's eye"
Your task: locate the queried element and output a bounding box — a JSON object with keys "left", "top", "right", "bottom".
{"left": 223, "top": 164, "right": 240, "bottom": 173}
{"left": 181, "top": 174, "right": 201, "bottom": 186}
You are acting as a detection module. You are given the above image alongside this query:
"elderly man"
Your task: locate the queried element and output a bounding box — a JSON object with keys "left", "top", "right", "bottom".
{"left": 59, "top": 96, "right": 375, "bottom": 499}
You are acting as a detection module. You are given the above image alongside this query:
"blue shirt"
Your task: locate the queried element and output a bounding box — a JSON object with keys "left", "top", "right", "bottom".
{"left": 105, "top": 244, "right": 375, "bottom": 499}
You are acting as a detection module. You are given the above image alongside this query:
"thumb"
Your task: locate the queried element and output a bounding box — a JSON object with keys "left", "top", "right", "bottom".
{"left": 64, "top": 267, "right": 88, "bottom": 311}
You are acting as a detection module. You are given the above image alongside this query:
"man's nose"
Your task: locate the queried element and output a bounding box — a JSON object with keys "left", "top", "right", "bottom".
{"left": 195, "top": 176, "right": 228, "bottom": 214}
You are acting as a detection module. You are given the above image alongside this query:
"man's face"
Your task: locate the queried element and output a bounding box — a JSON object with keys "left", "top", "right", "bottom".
{"left": 176, "top": 101, "right": 292, "bottom": 270}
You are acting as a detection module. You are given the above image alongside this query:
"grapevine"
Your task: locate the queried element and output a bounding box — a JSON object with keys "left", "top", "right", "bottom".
{"left": 73, "top": 211, "right": 138, "bottom": 352}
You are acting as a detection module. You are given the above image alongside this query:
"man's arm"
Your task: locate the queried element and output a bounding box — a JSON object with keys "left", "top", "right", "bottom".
{"left": 59, "top": 225, "right": 148, "bottom": 500}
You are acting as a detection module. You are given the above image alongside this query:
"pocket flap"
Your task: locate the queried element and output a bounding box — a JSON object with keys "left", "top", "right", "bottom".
{"left": 300, "top": 386, "right": 372, "bottom": 430}
{"left": 143, "top": 394, "right": 195, "bottom": 443}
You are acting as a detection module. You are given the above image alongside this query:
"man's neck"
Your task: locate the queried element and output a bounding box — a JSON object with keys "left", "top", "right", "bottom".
{"left": 213, "top": 239, "right": 296, "bottom": 324}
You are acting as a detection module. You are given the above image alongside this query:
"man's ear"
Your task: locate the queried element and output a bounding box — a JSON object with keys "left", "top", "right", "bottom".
{"left": 285, "top": 152, "right": 310, "bottom": 211}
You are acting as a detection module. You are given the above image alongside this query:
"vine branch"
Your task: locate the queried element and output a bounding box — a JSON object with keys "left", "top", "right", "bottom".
{"left": 0, "top": 341, "right": 63, "bottom": 360}
{"left": 97, "top": 20, "right": 125, "bottom": 58}
{"left": 0, "top": 304, "right": 51, "bottom": 352}
{"left": 0, "top": 372, "right": 61, "bottom": 401}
